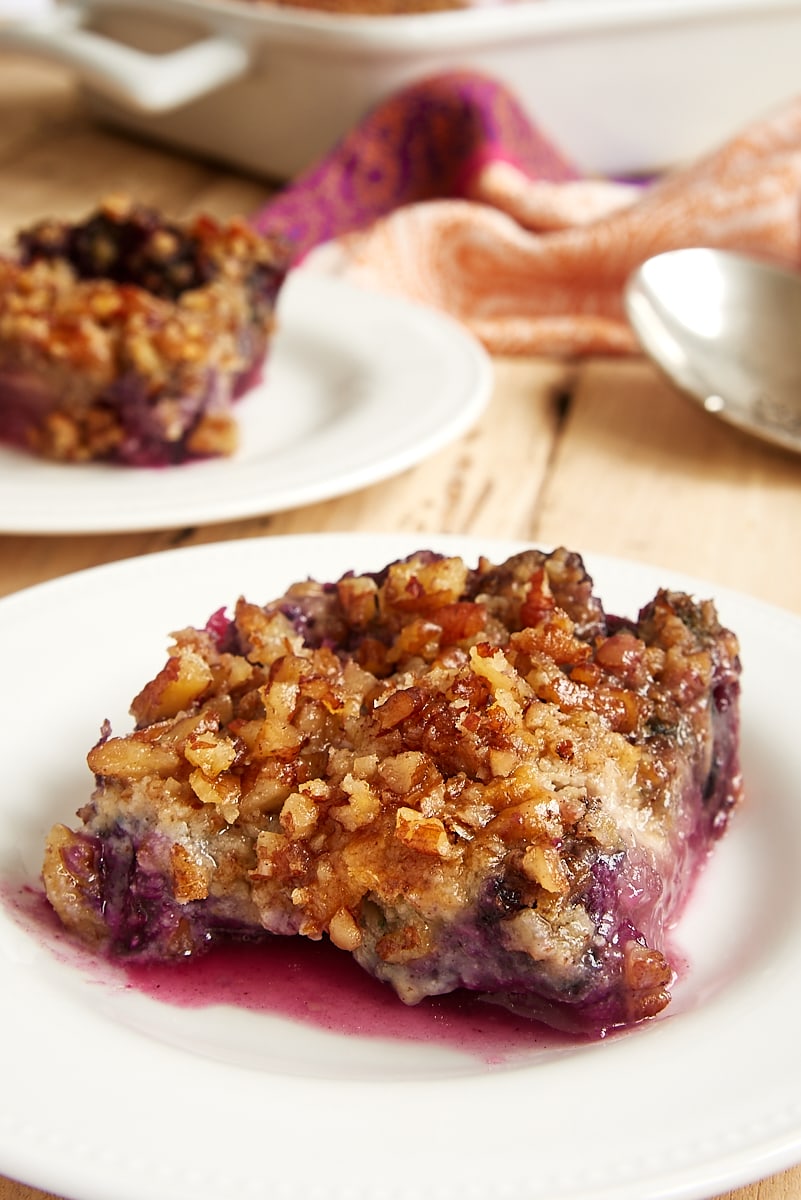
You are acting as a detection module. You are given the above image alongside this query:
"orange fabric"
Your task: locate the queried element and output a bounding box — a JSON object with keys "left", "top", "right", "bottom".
{"left": 301, "top": 96, "right": 801, "bottom": 356}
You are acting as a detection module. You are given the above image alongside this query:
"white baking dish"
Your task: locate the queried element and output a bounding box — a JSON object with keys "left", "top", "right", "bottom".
{"left": 2, "top": 0, "right": 801, "bottom": 180}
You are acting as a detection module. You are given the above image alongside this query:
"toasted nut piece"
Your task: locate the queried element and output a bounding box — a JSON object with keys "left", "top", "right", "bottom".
{"left": 88, "top": 737, "right": 181, "bottom": 780}
{"left": 395, "top": 808, "right": 453, "bottom": 857}
{"left": 131, "top": 649, "right": 214, "bottom": 724}
{"left": 189, "top": 769, "right": 241, "bottom": 823}
{"left": 331, "top": 775, "right": 379, "bottom": 831}
{"left": 522, "top": 843, "right": 571, "bottom": 894}
{"left": 171, "top": 843, "right": 211, "bottom": 902}
{"left": 251, "top": 830, "right": 289, "bottom": 878}
{"left": 280, "top": 789, "right": 320, "bottom": 839}
{"left": 329, "top": 908, "right": 363, "bottom": 952}
{"left": 185, "top": 731, "right": 237, "bottom": 777}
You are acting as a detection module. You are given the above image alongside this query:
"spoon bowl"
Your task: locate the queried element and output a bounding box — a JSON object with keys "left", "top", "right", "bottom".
{"left": 624, "top": 247, "right": 801, "bottom": 455}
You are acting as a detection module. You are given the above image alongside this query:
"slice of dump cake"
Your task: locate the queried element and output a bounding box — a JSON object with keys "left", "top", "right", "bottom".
{"left": 42, "top": 547, "right": 742, "bottom": 1034}
{"left": 0, "top": 196, "right": 290, "bottom": 465}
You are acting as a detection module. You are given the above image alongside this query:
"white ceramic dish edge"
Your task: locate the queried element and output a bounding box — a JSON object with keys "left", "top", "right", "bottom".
{"left": 2, "top": 0, "right": 801, "bottom": 176}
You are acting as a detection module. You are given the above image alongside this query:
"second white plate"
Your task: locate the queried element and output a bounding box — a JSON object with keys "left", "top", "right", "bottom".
{"left": 2, "top": 533, "right": 801, "bottom": 1200}
{"left": 0, "top": 272, "right": 492, "bottom": 534}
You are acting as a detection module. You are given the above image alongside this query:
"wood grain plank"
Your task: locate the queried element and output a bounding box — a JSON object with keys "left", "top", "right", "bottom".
{"left": 535, "top": 357, "right": 801, "bottom": 614}
{"left": 263, "top": 356, "right": 569, "bottom": 541}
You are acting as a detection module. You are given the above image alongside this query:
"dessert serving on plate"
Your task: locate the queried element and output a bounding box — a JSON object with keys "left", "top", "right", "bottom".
{"left": 42, "top": 546, "right": 742, "bottom": 1035}
{"left": 0, "top": 197, "right": 290, "bottom": 466}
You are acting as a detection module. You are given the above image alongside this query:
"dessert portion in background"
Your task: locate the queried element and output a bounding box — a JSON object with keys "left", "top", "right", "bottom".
{"left": 0, "top": 197, "right": 290, "bottom": 466}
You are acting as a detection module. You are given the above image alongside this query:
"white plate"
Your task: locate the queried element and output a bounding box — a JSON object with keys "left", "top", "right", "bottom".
{"left": 0, "top": 274, "right": 492, "bottom": 534}
{"left": 2, "top": 532, "right": 801, "bottom": 1200}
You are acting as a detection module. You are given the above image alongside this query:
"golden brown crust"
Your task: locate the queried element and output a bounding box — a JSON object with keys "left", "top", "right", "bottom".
{"left": 42, "top": 547, "right": 742, "bottom": 1032}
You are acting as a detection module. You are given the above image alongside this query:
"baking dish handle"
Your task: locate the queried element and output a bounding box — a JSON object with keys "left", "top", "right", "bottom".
{"left": 0, "top": 3, "right": 251, "bottom": 112}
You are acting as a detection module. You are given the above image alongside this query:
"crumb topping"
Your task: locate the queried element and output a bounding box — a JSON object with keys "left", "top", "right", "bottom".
{"left": 42, "top": 547, "right": 742, "bottom": 1032}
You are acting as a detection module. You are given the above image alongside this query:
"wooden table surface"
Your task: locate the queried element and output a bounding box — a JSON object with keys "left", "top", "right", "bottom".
{"left": 1, "top": 52, "right": 801, "bottom": 1200}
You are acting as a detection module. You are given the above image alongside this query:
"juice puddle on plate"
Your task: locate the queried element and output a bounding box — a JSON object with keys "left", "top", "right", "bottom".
{"left": 6, "top": 881, "right": 587, "bottom": 1064}
{"left": 125, "top": 932, "right": 582, "bottom": 1062}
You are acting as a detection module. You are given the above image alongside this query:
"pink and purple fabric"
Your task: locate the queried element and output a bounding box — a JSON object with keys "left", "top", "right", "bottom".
{"left": 253, "top": 71, "right": 801, "bottom": 356}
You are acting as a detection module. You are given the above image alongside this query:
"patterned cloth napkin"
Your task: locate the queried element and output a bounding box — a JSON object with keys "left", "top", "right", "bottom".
{"left": 252, "top": 71, "right": 801, "bottom": 356}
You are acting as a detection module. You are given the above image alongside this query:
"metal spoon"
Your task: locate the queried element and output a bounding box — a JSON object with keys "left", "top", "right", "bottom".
{"left": 624, "top": 247, "right": 801, "bottom": 455}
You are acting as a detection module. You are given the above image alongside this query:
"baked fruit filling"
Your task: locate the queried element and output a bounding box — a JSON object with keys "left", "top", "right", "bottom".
{"left": 42, "top": 548, "right": 742, "bottom": 1034}
{"left": 0, "top": 196, "right": 290, "bottom": 465}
